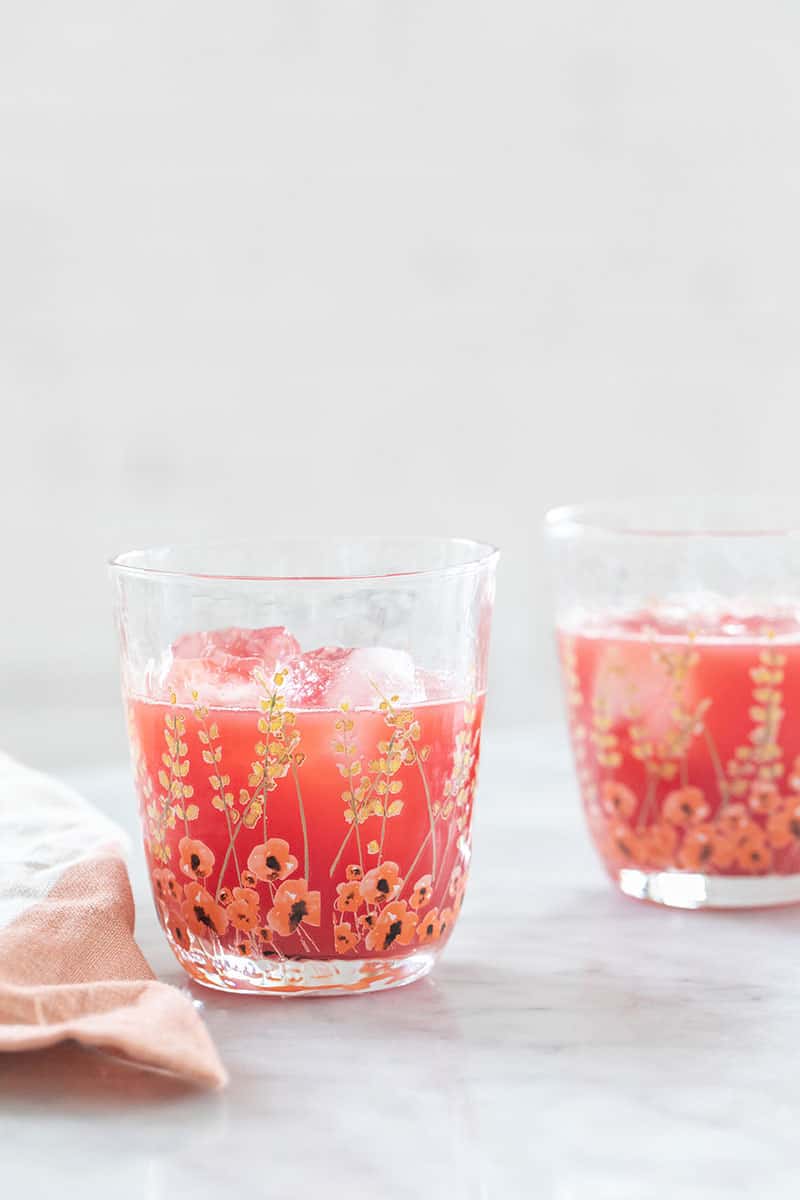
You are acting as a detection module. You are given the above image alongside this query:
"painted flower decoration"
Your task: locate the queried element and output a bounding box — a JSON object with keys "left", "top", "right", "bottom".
{"left": 600, "top": 781, "right": 637, "bottom": 820}
{"left": 228, "top": 887, "right": 260, "bottom": 932}
{"left": 257, "top": 925, "right": 276, "bottom": 953}
{"left": 267, "top": 878, "right": 321, "bottom": 937}
{"left": 152, "top": 868, "right": 180, "bottom": 903}
{"left": 358, "top": 911, "right": 376, "bottom": 936}
{"left": 333, "top": 923, "right": 359, "bottom": 954}
{"left": 715, "top": 803, "right": 751, "bottom": 835}
{"left": 409, "top": 874, "right": 433, "bottom": 911}
{"left": 335, "top": 881, "right": 362, "bottom": 913}
{"left": 182, "top": 883, "right": 229, "bottom": 937}
{"left": 748, "top": 781, "right": 783, "bottom": 815}
{"left": 364, "top": 900, "right": 418, "bottom": 952}
{"left": 663, "top": 786, "right": 710, "bottom": 827}
{"left": 677, "top": 825, "right": 715, "bottom": 871}
{"left": 167, "top": 912, "right": 190, "bottom": 949}
{"left": 360, "top": 861, "right": 402, "bottom": 905}
{"left": 416, "top": 908, "right": 442, "bottom": 944}
{"left": 178, "top": 837, "right": 215, "bottom": 880}
{"left": 446, "top": 862, "right": 468, "bottom": 911}
{"left": 734, "top": 826, "right": 773, "bottom": 874}
{"left": 766, "top": 801, "right": 800, "bottom": 849}
{"left": 438, "top": 906, "right": 455, "bottom": 940}
{"left": 138, "top": 676, "right": 488, "bottom": 966}
{"left": 247, "top": 838, "right": 298, "bottom": 883}
{"left": 640, "top": 823, "right": 678, "bottom": 869}
{"left": 448, "top": 864, "right": 464, "bottom": 900}
{"left": 608, "top": 822, "right": 642, "bottom": 864}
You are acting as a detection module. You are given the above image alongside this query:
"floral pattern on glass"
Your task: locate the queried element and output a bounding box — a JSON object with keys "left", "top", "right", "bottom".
{"left": 129, "top": 669, "right": 482, "bottom": 968}
{"left": 560, "top": 621, "right": 800, "bottom": 879}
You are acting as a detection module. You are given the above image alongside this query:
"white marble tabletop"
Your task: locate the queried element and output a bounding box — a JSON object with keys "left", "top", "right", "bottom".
{"left": 3, "top": 727, "right": 799, "bottom": 1199}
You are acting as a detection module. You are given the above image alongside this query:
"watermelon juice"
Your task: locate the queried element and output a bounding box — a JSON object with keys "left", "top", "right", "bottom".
{"left": 559, "top": 607, "right": 800, "bottom": 887}
{"left": 127, "top": 626, "right": 482, "bottom": 987}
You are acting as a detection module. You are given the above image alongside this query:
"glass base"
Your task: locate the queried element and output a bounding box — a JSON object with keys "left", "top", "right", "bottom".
{"left": 618, "top": 868, "right": 800, "bottom": 909}
{"left": 171, "top": 943, "right": 437, "bottom": 995}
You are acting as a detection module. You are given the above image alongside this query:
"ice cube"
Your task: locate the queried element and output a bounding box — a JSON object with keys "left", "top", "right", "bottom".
{"left": 162, "top": 657, "right": 263, "bottom": 707}
{"left": 171, "top": 626, "right": 300, "bottom": 672}
{"left": 163, "top": 625, "right": 302, "bottom": 705}
{"left": 591, "top": 639, "right": 697, "bottom": 742}
{"left": 284, "top": 645, "right": 424, "bottom": 708}
{"left": 280, "top": 646, "right": 351, "bottom": 707}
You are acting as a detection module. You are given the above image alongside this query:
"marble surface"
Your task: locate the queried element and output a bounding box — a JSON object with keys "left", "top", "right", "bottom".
{"left": 3, "top": 727, "right": 800, "bottom": 1199}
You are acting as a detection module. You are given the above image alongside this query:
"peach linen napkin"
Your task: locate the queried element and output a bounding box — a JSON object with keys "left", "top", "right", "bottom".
{"left": 0, "top": 751, "right": 227, "bottom": 1088}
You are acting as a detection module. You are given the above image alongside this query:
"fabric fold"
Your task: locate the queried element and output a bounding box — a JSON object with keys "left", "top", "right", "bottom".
{"left": 0, "top": 753, "right": 227, "bottom": 1089}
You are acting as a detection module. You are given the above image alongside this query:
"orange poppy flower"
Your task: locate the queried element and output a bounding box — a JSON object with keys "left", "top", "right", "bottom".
{"left": 242, "top": 870, "right": 258, "bottom": 888}
{"left": 438, "top": 906, "right": 456, "bottom": 940}
{"left": 346, "top": 864, "right": 364, "bottom": 882}
{"left": 228, "top": 887, "right": 260, "bottom": 932}
{"left": 247, "top": 838, "right": 299, "bottom": 883}
{"left": 335, "top": 881, "right": 363, "bottom": 912}
{"left": 333, "top": 923, "right": 359, "bottom": 954}
{"left": 639, "top": 822, "right": 678, "bottom": 869}
{"left": 360, "top": 861, "right": 402, "bottom": 905}
{"left": 416, "top": 908, "right": 442, "bottom": 944}
{"left": 167, "top": 912, "right": 190, "bottom": 949}
{"left": 448, "top": 864, "right": 464, "bottom": 899}
{"left": 748, "top": 781, "right": 783, "bottom": 816}
{"left": 715, "top": 804, "right": 751, "bottom": 835}
{"left": 182, "top": 883, "right": 229, "bottom": 937}
{"left": 152, "top": 868, "right": 180, "bottom": 904}
{"left": 607, "top": 822, "right": 643, "bottom": 865}
{"left": 233, "top": 942, "right": 253, "bottom": 957}
{"left": 365, "top": 900, "right": 418, "bottom": 952}
{"left": 217, "top": 887, "right": 232, "bottom": 905}
{"left": 448, "top": 864, "right": 468, "bottom": 912}
{"left": 601, "top": 781, "right": 637, "bottom": 820}
{"left": 735, "top": 827, "right": 773, "bottom": 874}
{"left": 663, "top": 786, "right": 710, "bottom": 827}
{"left": 178, "top": 837, "right": 215, "bottom": 880}
{"left": 677, "top": 825, "right": 716, "bottom": 871}
{"left": 766, "top": 801, "right": 800, "bottom": 849}
{"left": 707, "top": 825, "right": 737, "bottom": 870}
{"left": 257, "top": 925, "right": 276, "bottom": 954}
{"left": 267, "top": 878, "right": 321, "bottom": 937}
{"left": 409, "top": 874, "right": 433, "bottom": 911}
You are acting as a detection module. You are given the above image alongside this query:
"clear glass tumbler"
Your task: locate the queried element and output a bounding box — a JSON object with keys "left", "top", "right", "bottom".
{"left": 110, "top": 538, "right": 498, "bottom": 994}
{"left": 546, "top": 498, "right": 800, "bottom": 909}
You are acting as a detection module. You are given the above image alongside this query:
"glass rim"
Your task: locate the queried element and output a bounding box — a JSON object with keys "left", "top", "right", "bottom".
{"left": 544, "top": 497, "right": 800, "bottom": 540}
{"left": 108, "top": 535, "right": 500, "bottom": 585}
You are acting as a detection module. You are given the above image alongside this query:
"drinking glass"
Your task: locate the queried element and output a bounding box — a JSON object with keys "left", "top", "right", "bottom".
{"left": 546, "top": 498, "right": 800, "bottom": 909}
{"left": 110, "top": 537, "right": 498, "bottom": 993}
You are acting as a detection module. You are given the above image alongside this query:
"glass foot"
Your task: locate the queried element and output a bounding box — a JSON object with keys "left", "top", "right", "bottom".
{"left": 171, "top": 942, "right": 438, "bottom": 995}
{"left": 618, "top": 868, "right": 800, "bottom": 909}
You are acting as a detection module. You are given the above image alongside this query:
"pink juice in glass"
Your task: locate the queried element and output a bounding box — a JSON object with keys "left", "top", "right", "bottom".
{"left": 127, "top": 627, "right": 483, "bottom": 987}
{"left": 559, "top": 607, "right": 800, "bottom": 884}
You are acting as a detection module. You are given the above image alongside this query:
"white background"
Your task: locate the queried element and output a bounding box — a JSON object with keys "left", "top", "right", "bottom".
{"left": 2, "top": 2, "right": 800, "bottom": 766}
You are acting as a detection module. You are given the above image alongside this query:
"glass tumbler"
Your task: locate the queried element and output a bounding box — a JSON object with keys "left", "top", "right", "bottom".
{"left": 110, "top": 537, "right": 497, "bottom": 994}
{"left": 546, "top": 498, "right": 800, "bottom": 909}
